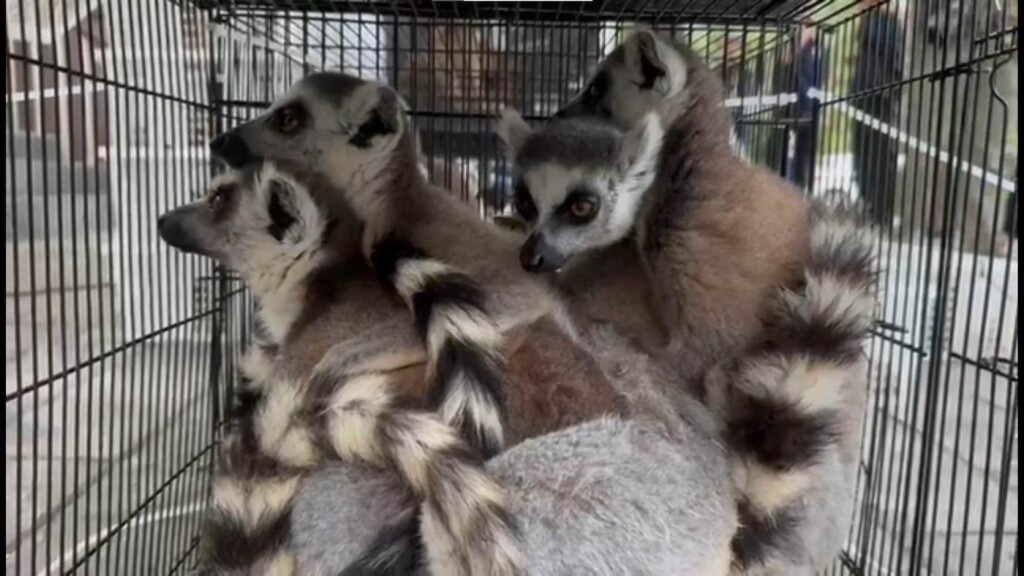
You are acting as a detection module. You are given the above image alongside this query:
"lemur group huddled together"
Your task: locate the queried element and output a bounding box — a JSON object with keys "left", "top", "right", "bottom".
{"left": 159, "top": 29, "right": 876, "bottom": 576}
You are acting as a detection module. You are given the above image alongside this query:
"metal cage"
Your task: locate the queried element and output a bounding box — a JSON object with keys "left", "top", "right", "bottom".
{"left": 5, "top": 1, "right": 1018, "bottom": 574}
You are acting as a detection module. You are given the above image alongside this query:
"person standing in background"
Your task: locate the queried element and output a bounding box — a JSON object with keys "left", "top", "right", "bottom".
{"left": 851, "top": 0, "right": 905, "bottom": 227}
{"left": 788, "top": 23, "right": 827, "bottom": 190}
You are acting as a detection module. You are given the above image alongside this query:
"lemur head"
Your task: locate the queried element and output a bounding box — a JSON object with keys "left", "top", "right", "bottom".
{"left": 556, "top": 29, "right": 689, "bottom": 129}
{"left": 496, "top": 110, "right": 664, "bottom": 273}
{"left": 210, "top": 73, "right": 416, "bottom": 205}
{"left": 158, "top": 162, "right": 338, "bottom": 298}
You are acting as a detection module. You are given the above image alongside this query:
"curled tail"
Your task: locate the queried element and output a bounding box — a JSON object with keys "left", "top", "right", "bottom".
{"left": 707, "top": 206, "right": 876, "bottom": 572}
{"left": 371, "top": 237, "right": 510, "bottom": 459}
{"left": 201, "top": 345, "right": 523, "bottom": 576}
{"left": 308, "top": 353, "right": 523, "bottom": 576}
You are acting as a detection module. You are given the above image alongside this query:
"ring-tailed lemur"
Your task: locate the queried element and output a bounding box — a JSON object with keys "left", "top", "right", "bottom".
{"left": 158, "top": 163, "right": 523, "bottom": 575}
{"left": 496, "top": 30, "right": 877, "bottom": 574}
{"left": 500, "top": 111, "right": 876, "bottom": 573}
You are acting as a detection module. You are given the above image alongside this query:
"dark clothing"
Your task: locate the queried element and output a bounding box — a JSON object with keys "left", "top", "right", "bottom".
{"left": 789, "top": 38, "right": 827, "bottom": 189}
{"left": 851, "top": 10, "right": 905, "bottom": 225}
{"left": 1008, "top": 163, "right": 1018, "bottom": 238}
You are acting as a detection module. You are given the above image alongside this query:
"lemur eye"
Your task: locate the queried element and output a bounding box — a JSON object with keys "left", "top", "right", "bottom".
{"left": 513, "top": 180, "right": 537, "bottom": 221}
{"left": 562, "top": 190, "right": 600, "bottom": 224}
{"left": 208, "top": 184, "right": 234, "bottom": 215}
{"left": 273, "top": 105, "right": 305, "bottom": 135}
{"left": 569, "top": 200, "right": 597, "bottom": 221}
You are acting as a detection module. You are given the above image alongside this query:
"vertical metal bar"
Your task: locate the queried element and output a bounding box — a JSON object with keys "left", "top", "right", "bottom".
{"left": 10, "top": 6, "right": 26, "bottom": 573}
{"left": 968, "top": 39, "right": 1015, "bottom": 576}
{"left": 206, "top": 3, "right": 228, "bottom": 503}
{"left": 30, "top": 1, "right": 51, "bottom": 572}
{"left": 55, "top": 0, "right": 78, "bottom": 568}
{"left": 906, "top": 0, "right": 971, "bottom": 569}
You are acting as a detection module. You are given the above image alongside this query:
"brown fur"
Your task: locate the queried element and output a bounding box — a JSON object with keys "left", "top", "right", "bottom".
{"left": 276, "top": 266, "right": 626, "bottom": 448}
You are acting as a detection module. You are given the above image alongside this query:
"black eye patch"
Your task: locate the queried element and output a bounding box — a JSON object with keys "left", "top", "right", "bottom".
{"left": 270, "top": 103, "right": 308, "bottom": 134}
{"left": 267, "top": 182, "right": 297, "bottom": 241}
{"left": 513, "top": 179, "right": 538, "bottom": 222}
{"left": 349, "top": 109, "right": 396, "bottom": 149}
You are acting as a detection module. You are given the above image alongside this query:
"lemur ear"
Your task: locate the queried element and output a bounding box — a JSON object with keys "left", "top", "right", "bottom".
{"left": 618, "top": 113, "right": 664, "bottom": 177}
{"left": 495, "top": 108, "right": 533, "bottom": 157}
{"left": 266, "top": 178, "right": 299, "bottom": 241}
{"left": 257, "top": 163, "right": 325, "bottom": 244}
{"left": 629, "top": 29, "right": 687, "bottom": 97}
{"left": 346, "top": 84, "right": 403, "bottom": 149}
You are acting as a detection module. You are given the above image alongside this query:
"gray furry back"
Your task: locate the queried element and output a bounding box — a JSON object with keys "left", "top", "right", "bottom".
{"left": 291, "top": 417, "right": 737, "bottom": 575}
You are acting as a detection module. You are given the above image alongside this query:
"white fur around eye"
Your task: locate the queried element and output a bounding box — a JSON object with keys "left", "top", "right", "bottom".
{"left": 523, "top": 164, "right": 585, "bottom": 217}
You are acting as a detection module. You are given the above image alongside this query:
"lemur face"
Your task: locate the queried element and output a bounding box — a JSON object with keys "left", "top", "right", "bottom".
{"left": 210, "top": 72, "right": 408, "bottom": 185}
{"left": 158, "top": 163, "right": 328, "bottom": 285}
{"left": 496, "top": 111, "right": 664, "bottom": 273}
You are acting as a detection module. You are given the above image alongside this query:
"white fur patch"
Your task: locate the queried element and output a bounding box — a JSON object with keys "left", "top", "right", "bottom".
{"left": 393, "top": 259, "right": 459, "bottom": 301}
{"left": 734, "top": 459, "right": 814, "bottom": 516}
{"left": 324, "top": 373, "right": 394, "bottom": 465}
{"left": 316, "top": 345, "right": 427, "bottom": 378}
{"left": 797, "top": 274, "right": 875, "bottom": 332}
{"left": 437, "top": 374, "right": 505, "bottom": 447}
{"left": 427, "top": 307, "right": 503, "bottom": 358}
{"left": 211, "top": 478, "right": 249, "bottom": 527}
{"left": 609, "top": 112, "right": 664, "bottom": 238}
{"left": 496, "top": 108, "right": 533, "bottom": 156}
{"left": 262, "top": 551, "right": 297, "bottom": 576}
{"left": 738, "top": 356, "right": 850, "bottom": 415}
{"left": 257, "top": 381, "right": 318, "bottom": 468}
{"left": 421, "top": 507, "right": 469, "bottom": 576}
{"left": 248, "top": 476, "right": 302, "bottom": 528}
{"left": 389, "top": 414, "right": 463, "bottom": 492}
{"left": 240, "top": 347, "right": 277, "bottom": 390}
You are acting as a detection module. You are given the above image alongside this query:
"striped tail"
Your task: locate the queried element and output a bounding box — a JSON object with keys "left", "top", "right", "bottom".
{"left": 706, "top": 205, "right": 876, "bottom": 572}
{"left": 371, "top": 237, "right": 510, "bottom": 459}
{"left": 200, "top": 345, "right": 302, "bottom": 576}
{"left": 200, "top": 342, "right": 523, "bottom": 575}
{"left": 336, "top": 238, "right": 515, "bottom": 575}
{"left": 306, "top": 350, "right": 523, "bottom": 576}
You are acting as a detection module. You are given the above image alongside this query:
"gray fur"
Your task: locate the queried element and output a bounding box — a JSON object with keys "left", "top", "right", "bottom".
{"left": 515, "top": 117, "right": 621, "bottom": 171}
{"left": 292, "top": 417, "right": 736, "bottom": 575}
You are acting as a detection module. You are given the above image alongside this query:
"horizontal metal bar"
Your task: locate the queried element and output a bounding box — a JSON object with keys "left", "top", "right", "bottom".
{"left": 6, "top": 309, "right": 219, "bottom": 403}
{"left": 63, "top": 443, "right": 215, "bottom": 575}
{"left": 816, "top": 45, "right": 1020, "bottom": 109}
{"left": 199, "top": 1, "right": 793, "bottom": 25}
{"left": 735, "top": 118, "right": 811, "bottom": 127}
{"left": 6, "top": 52, "right": 215, "bottom": 112}
{"left": 870, "top": 329, "right": 930, "bottom": 358}
{"left": 950, "top": 352, "right": 1019, "bottom": 383}
{"left": 975, "top": 27, "right": 1020, "bottom": 45}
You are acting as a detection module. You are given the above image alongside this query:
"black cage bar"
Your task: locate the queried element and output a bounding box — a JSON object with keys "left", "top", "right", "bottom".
{"left": 5, "top": 1, "right": 1018, "bottom": 574}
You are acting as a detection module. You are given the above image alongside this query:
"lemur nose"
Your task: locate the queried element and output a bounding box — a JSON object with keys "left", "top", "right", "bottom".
{"left": 522, "top": 250, "right": 545, "bottom": 271}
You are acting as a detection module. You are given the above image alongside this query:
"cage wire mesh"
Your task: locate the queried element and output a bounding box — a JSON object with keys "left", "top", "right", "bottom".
{"left": 4, "top": 0, "right": 1018, "bottom": 574}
